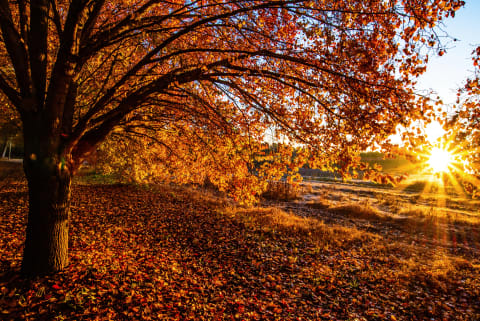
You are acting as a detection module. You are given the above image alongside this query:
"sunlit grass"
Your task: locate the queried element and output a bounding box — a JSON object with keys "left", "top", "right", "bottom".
{"left": 222, "top": 206, "right": 378, "bottom": 247}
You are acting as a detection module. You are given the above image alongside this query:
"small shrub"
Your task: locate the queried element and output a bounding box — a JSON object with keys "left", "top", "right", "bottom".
{"left": 262, "top": 181, "right": 301, "bottom": 201}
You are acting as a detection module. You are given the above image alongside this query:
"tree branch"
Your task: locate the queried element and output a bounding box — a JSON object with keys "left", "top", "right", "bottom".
{"left": 0, "top": 74, "right": 21, "bottom": 108}
{"left": 49, "top": 0, "right": 64, "bottom": 37}
{"left": 0, "top": 0, "right": 31, "bottom": 98}
{"left": 17, "top": 0, "right": 29, "bottom": 41}
{"left": 44, "top": 0, "right": 88, "bottom": 131}
{"left": 29, "top": 0, "right": 49, "bottom": 108}
{"left": 79, "top": 0, "right": 106, "bottom": 45}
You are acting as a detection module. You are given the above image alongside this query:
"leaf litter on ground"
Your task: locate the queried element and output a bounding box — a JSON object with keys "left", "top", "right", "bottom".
{"left": 0, "top": 176, "right": 479, "bottom": 320}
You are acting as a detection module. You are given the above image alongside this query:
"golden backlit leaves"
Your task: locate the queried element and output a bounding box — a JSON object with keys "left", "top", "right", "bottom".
{"left": 96, "top": 122, "right": 309, "bottom": 205}
{"left": 391, "top": 44, "right": 479, "bottom": 198}
{"left": 446, "top": 45, "right": 480, "bottom": 198}
{"left": 0, "top": 0, "right": 469, "bottom": 201}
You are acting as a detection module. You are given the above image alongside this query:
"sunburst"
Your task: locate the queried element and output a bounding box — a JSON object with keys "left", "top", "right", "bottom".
{"left": 393, "top": 127, "right": 477, "bottom": 199}
{"left": 409, "top": 131, "right": 477, "bottom": 199}
{"left": 427, "top": 147, "right": 454, "bottom": 174}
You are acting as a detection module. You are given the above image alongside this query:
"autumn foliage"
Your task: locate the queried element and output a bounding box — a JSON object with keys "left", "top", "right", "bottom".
{"left": 0, "top": 0, "right": 466, "bottom": 182}
{"left": 451, "top": 46, "right": 480, "bottom": 197}
{"left": 0, "top": 0, "right": 467, "bottom": 273}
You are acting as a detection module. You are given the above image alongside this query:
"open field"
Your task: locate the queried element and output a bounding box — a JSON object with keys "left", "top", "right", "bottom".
{"left": 298, "top": 179, "right": 480, "bottom": 223}
{"left": 0, "top": 162, "right": 479, "bottom": 320}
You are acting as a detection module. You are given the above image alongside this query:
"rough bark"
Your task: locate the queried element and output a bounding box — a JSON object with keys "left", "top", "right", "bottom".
{"left": 20, "top": 113, "right": 73, "bottom": 275}
{"left": 21, "top": 158, "right": 71, "bottom": 275}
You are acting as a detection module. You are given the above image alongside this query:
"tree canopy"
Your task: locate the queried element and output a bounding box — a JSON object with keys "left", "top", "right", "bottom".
{"left": 447, "top": 46, "right": 480, "bottom": 197}
{"left": 0, "top": 0, "right": 466, "bottom": 274}
{"left": 1, "top": 1, "right": 464, "bottom": 180}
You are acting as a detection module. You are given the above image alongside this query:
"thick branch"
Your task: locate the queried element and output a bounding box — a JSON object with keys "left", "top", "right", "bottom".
{"left": 44, "top": 0, "right": 87, "bottom": 132}
{"left": 0, "top": 74, "right": 21, "bottom": 108}
{"left": 29, "top": 0, "right": 49, "bottom": 108}
{"left": 49, "top": 0, "right": 64, "bottom": 37}
{"left": 0, "top": 0, "right": 31, "bottom": 98}
{"left": 69, "top": 62, "right": 222, "bottom": 161}
{"left": 62, "top": 81, "right": 78, "bottom": 137}
{"left": 17, "top": 0, "right": 29, "bottom": 41}
{"left": 79, "top": 0, "right": 106, "bottom": 44}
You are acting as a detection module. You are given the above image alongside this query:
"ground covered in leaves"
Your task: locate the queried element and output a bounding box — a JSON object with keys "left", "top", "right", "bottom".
{"left": 0, "top": 171, "right": 479, "bottom": 320}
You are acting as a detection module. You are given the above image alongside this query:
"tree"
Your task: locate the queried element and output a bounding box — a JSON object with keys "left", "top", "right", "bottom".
{"left": 449, "top": 45, "right": 480, "bottom": 196}
{"left": 0, "top": 0, "right": 464, "bottom": 275}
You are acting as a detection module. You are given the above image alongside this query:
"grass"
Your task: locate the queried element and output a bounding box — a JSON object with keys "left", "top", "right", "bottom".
{"left": 227, "top": 206, "right": 376, "bottom": 248}
{"left": 74, "top": 171, "right": 123, "bottom": 185}
{"left": 0, "top": 160, "right": 22, "bottom": 176}
{"left": 302, "top": 180, "right": 480, "bottom": 249}
{"left": 360, "top": 152, "right": 415, "bottom": 174}
{"left": 330, "top": 203, "right": 385, "bottom": 221}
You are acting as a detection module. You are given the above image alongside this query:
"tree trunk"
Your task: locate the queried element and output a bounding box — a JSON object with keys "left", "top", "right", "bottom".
{"left": 21, "top": 155, "right": 71, "bottom": 275}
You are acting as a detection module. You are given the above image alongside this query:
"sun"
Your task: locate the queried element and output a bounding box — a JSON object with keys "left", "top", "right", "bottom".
{"left": 427, "top": 147, "right": 453, "bottom": 173}
{"left": 396, "top": 125, "right": 477, "bottom": 198}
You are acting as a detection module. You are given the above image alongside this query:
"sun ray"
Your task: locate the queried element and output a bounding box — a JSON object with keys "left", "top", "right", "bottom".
{"left": 392, "top": 124, "right": 478, "bottom": 200}
{"left": 444, "top": 169, "right": 467, "bottom": 198}
{"left": 436, "top": 179, "right": 446, "bottom": 208}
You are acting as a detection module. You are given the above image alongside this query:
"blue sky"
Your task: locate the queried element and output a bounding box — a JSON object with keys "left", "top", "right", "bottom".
{"left": 391, "top": 1, "right": 479, "bottom": 145}
{"left": 416, "top": 0, "right": 480, "bottom": 108}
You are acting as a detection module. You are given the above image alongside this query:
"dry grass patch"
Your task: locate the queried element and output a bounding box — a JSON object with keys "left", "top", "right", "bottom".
{"left": 330, "top": 202, "right": 385, "bottom": 221}
{"left": 397, "top": 207, "right": 440, "bottom": 226}
{"left": 306, "top": 196, "right": 331, "bottom": 210}
{"left": 225, "top": 206, "right": 379, "bottom": 248}
{"left": 0, "top": 161, "right": 23, "bottom": 179}
{"left": 398, "top": 205, "right": 480, "bottom": 226}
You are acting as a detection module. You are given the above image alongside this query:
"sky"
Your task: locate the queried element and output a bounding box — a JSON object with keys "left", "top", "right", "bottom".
{"left": 394, "top": 0, "right": 480, "bottom": 144}
{"left": 416, "top": 0, "right": 480, "bottom": 108}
